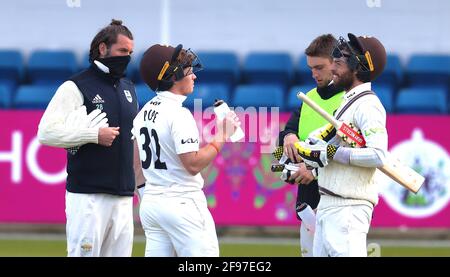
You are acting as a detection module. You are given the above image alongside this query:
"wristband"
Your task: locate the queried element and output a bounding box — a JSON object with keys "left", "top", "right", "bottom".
{"left": 209, "top": 142, "right": 220, "bottom": 154}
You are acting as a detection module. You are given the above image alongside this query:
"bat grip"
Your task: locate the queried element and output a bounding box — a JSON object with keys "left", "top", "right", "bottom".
{"left": 271, "top": 164, "right": 285, "bottom": 172}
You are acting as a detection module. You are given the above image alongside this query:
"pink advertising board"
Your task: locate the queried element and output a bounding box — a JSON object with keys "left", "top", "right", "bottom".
{"left": 1, "top": 111, "right": 450, "bottom": 227}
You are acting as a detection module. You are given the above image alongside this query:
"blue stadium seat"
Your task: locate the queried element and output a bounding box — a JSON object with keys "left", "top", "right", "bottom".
{"left": 128, "top": 51, "right": 144, "bottom": 84}
{"left": 14, "top": 85, "right": 59, "bottom": 109}
{"left": 195, "top": 51, "right": 240, "bottom": 90}
{"left": 232, "top": 85, "right": 284, "bottom": 110}
{"left": 243, "top": 52, "right": 293, "bottom": 89}
{"left": 373, "top": 54, "right": 403, "bottom": 88}
{"left": 135, "top": 84, "right": 155, "bottom": 108}
{"left": 184, "top": 84, "right": 230, "bottom": 110}
{"left": 373, "top": 85, "right": 394, "bottom": 113}
{"left": 0, "top": 85, "right": 12, "bottom": 108}
{"left": 396, "top": 88, "right": 447, "bottom": 114}
{"left": 405, "top": 54, "right": 450, "bottom": 89}
{"left": 286, "top": 85, "right": 313, "bottom": 112}
{"left": 296, "top": 55, "right": 315, "bottom": 86}
{"left": 80, "top": 51, "right": 91, "bottom": 70}
{"left": 0, "top": 50, "right": 24, "bottom": 91}
{"left": 27, "top": 50, "right": 78, "bottom": 85}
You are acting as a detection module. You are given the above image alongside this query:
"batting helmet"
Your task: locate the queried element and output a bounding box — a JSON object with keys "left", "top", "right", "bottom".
{"left": 332, "top": 33, "right": 386, "bottom": 81}
{"left": 140, "top": 44, "right": 203, "bottom": 92}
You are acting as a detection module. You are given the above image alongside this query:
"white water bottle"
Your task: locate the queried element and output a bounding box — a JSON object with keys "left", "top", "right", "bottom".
{"left": 213, "top": 99, "right": 245, "bottom": 142}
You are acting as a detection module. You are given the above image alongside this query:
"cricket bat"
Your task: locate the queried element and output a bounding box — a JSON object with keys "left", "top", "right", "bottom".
{"left": 297, "top": 92, "right": 424, "bottom": 193}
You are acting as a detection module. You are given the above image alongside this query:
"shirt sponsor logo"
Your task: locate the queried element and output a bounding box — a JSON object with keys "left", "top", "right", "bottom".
{"left": 92, "top": 94, "right": 105, "bottom": 104}
{"left": 181, "top": 138, "right": 198, "bottom": 144}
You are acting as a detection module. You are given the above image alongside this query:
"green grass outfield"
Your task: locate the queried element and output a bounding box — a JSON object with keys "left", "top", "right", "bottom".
{"left": 1, "top": 238, "right": 450, "bottom": 257}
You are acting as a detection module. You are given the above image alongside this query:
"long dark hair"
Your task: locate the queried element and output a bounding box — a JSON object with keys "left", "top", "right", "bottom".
{"left": 88, "top": 19, "right": 133, "bottom": 63}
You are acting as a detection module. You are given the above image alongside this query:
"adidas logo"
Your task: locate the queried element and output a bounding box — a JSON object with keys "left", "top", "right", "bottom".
{"left": 92, "top": 94, "right": 105, "bottom": 104}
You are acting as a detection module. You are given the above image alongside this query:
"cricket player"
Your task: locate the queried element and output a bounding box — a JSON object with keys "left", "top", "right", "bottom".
{"left": 278, "top": 34, "right": 344, "bottom": 257}
{"left": 38, "top": 20, "right": 143, "bottom": 257}
{"left": 295, "top": 33, "right": 388, "bottom": 257}
{"left": 134, "top": 44, "right": 240, "bottom": 257}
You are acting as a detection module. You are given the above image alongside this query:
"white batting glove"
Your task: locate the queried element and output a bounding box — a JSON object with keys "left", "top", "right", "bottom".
{"left": 86, "top": 109, "right": 109, "bottom": 128}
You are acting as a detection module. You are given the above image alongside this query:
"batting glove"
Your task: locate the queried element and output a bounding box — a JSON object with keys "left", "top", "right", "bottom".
{"left": 86, "top": 108, "right": 109, "bottom": 128}
{"left": 306, "top": 123, "right": 336, "bottom": 143}
{"left": 294, "top": 139, "right": 338, "bottom": 168}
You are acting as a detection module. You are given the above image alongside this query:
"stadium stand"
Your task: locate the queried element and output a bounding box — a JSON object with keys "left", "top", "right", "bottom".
{"left": 0, "top": 85, "right": 12, "bottom": 108}
{"left": 405, "top": 54, "right": 450, "bottom": 90}
{"left": 0, "top": 49, "right": 23, "bottom": 91}
{"left": 184, "top": 84, "right": 230, "bottom": 110}
{"left": 27, "top": 50, "right": 78, "bottom": 85}
{"left": 195, "top": 51, "right": 240, "bottom": 90}
{"left": 242, "top": 52, "right": 293, "bottom": 90}
{"left": 14, "top": 85, "right": 59, "bottom": 109}
{"left": 372, "top": 84, "right": 395, "bottom": 113}
{"left": 135, "top": 84, "right": 154, "bottom": 108}
{"left": 0, "top": 49, "right": 449, "bottom": 114}
{"left": 396, "top": 88, "right": 448, "bottom": 114}
{"left": 233, "top": 84, "right": 284, "bottom": 110}
{"left": 373, "top": 54, "right": 403, "bottom": 90}
{"left": 286, "top": 85, "right": 311, "bottom": 112}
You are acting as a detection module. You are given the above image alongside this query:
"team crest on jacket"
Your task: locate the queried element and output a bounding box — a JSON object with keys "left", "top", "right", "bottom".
{"left": 124, "top": 90, "right": 133, "bottom": 103}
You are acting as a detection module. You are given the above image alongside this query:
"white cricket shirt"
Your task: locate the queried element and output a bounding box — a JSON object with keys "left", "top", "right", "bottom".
{"left": 132, "top": 91, "right": 204, "bottom": 194}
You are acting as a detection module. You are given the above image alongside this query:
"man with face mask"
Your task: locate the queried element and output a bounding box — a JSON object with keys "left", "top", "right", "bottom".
{"left": 38, "top": 20, "right": 144, "bottom": 257}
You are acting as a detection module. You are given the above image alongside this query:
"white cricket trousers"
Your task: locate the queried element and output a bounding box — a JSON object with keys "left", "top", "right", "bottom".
{"left": 313, "top": 204, "right": 372, "bottom": 257}
{"left": 139, "top": 190, "right": 219, "bottom": 257}
{"left": 65, "top": 191, "right": 134, "bottom": 257}
{"left": 300, "top": 223, "right": 314, "bottom": 257}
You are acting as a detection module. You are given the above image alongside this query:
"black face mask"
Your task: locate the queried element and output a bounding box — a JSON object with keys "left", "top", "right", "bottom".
{"left": 97, "top": 55, "right": 131, "bottom": 79}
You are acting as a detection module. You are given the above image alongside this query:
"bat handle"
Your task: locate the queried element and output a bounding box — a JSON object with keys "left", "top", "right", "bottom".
{"left": 271, "top": 164, "right": 285, "bottom": 172}
{"left": 296, "top": 92, "right": 341, "bottom": 128}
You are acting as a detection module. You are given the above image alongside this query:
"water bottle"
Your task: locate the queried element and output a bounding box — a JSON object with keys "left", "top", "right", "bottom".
{"left": 213, "top": 99, "right": 245, "bottom": 142}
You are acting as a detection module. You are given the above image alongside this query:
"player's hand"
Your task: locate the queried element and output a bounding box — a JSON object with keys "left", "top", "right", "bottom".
{"left": 98, "top": 127, "right": 120, "bottom": 146}
{"left": 283, "top": 133, "right": 301, "bottom": 163}
{"left": 294, "top": 139, "right": 337, "bottom": 168}
{"left": 217, "top": 111, "right": 240, "bottom": 141}
{"left": 288, "top": 163, "right": 315, "bottom": 185}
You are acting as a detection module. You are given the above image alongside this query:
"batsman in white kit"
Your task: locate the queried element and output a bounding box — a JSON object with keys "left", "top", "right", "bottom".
{"left": 134, "top": 44, "right": 241, "bottom": 257}
{"left": 295, "top": 33, "right": 388, "bottom": 257}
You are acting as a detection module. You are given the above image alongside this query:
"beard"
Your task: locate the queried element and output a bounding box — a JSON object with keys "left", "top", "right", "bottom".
{"left": 333, "top": 70, "right": 355, "bottom": 92}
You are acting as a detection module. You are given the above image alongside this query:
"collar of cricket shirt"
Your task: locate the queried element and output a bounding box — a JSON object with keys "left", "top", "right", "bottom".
{"left": 343, "top": 82, "right": 372, "bottom": 101}
{"left": 156, "top": 91, "right": 187, "bottom": 105}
